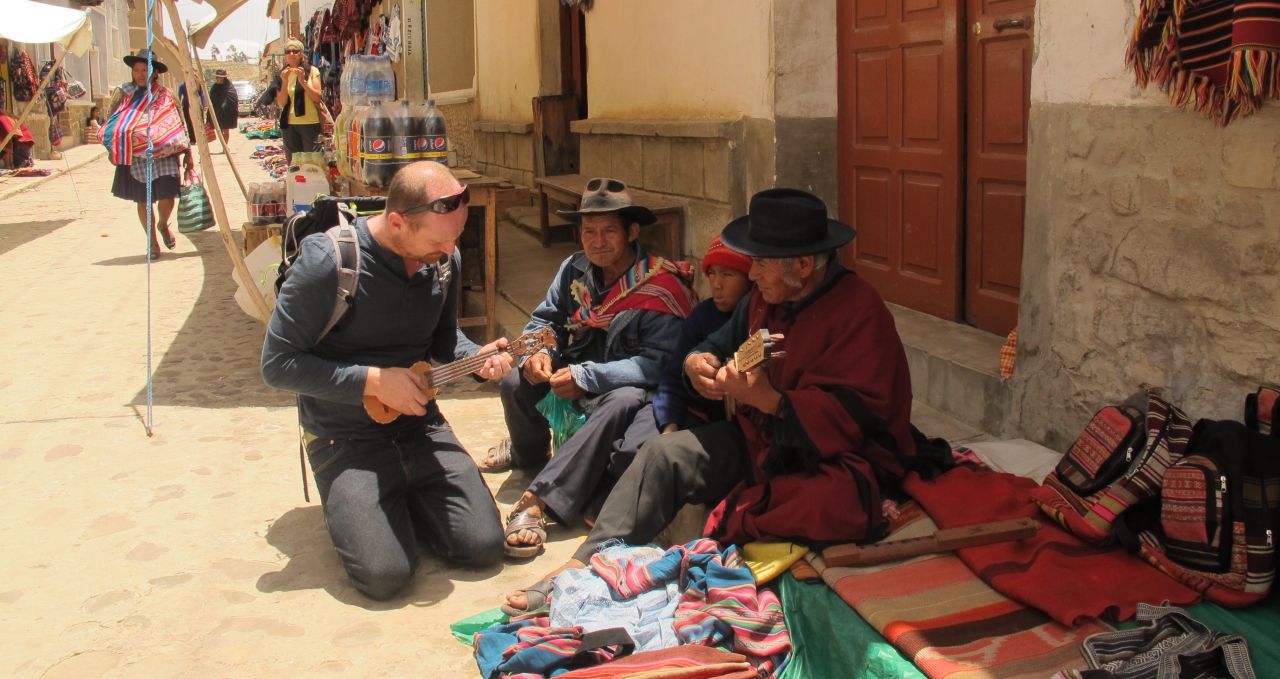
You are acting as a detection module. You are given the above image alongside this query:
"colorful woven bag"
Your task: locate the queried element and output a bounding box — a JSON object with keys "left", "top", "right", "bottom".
{"left": 1032, "top": 387, "right": 1194, "bottom": 545}
{"left": 102, "top": 86, "right": 190, "bottom": 165}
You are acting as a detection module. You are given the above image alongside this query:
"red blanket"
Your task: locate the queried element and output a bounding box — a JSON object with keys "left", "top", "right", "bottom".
{"left": 905, "top": 466, "right": 1200, "bottom": 626}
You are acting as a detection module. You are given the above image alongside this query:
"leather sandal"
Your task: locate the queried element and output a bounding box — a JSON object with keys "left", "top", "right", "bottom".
{"left": 500, "top": 578, "right": 553, "bottom": 617}
{"left": 160, "top": 225, "right": 177, "bottom": 250}
{"left": 479, "top": 437, "right": 515, "bottom": 474}
{"left": 503, "top": 507, "right": 547, "bottom": 559}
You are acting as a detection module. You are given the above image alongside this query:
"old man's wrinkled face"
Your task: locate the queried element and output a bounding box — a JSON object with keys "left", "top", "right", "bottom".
{"left": 580, "top": 214, "right": 637, "bottom": 274}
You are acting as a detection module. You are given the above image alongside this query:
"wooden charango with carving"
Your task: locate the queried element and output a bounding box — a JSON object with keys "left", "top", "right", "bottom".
{"left": 725, "top": 329, "right": 785, "bottom": 416}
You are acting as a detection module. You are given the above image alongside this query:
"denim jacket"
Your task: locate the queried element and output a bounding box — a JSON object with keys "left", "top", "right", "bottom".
{"left": 523, "top": 247, "right": 684, "bottom": 395}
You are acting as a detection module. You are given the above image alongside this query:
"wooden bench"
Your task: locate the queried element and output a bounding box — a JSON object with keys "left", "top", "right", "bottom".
{"left": 534, "top": 174, "right": 685, "bottom": 260}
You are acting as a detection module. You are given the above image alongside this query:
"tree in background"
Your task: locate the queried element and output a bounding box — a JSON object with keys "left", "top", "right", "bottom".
{"left": 210, "top": 45, "right": 221, "bottom": 60}
{"left": 226, "top": 45, "right": 242, "bottom": 62}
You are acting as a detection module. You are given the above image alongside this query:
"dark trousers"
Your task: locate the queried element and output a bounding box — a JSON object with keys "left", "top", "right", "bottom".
{"left": 499, "top": 368, "right": 553, "bottom": 468}
{"left": 527, "top": 387, "right": 649, "bottom": 524}
{"left": 281, "top": 122, "right": 321, "bottom": 163}
{"left": 306, "top": 417, "right": 504, "bottom": 600}
{"left": 573, "top": 420, "right": 747, "bottom": 563}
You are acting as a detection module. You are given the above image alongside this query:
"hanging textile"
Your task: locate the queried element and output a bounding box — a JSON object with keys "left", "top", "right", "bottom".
{"left": 1128, "top": 0, "right": 1280, "bottom": 125}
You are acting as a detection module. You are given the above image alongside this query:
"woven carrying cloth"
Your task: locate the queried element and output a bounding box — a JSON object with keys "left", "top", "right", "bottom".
{"left": 102, "top": 84, "right": 190, "bottom": 166}
{"left": 1128, "top": 0, "right": 1280, "bottom": 125}
{"left": 565, "top": 256, "right": 696, "bottom": 336}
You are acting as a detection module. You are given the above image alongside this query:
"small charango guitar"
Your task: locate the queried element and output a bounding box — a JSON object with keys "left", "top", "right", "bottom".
{"left": 724, "top": 328, "right": 785, "bottom": 416}
{"left": 363, "top": 327, "right": 556, "bottom": 424}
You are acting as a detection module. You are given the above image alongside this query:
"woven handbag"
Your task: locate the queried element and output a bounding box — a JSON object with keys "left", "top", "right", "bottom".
{"left": 176, "top": 181, "right": 216, "bottom": 233}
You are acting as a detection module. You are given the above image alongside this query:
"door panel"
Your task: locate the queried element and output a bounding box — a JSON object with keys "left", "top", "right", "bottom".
{"left": 838, "top": 0, "right": 962, "bottom": 321}
{"left": 965, "top": 0, "right": 1033, "bottom": 335}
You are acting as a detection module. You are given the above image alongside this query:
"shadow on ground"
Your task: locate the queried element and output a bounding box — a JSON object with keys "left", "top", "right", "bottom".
{"left": 257, "top": 504, "right": 487, "bottom": 610}
{"left": 126, "top": 229, "right": 292, "bottom": 409}
{"left": 0, "top": 219, "right": 75, "bottom": 257}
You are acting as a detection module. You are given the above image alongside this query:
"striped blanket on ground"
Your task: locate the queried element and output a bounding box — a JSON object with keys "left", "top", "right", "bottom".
{"left": 802, "top": 501, "right": 1110, "bottom": 678}
{"left": 1128, "top": 0, "right": 1280, "bottom": 125}
{"left": 474, "top": 539, "right": 790, "bottom": 678}
{"left": 590, "top": 538, "right": 790, "bottom": 676}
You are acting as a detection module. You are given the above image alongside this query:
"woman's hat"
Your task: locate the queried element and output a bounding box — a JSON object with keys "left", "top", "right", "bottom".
{"left": 557, "top": 177, "right": 656, "bottom": 226}
{"left": 701, "top": 235, "right": 752, "bottom": 276}
{"left": 720, "top": 188, "right": 854, "bottom": 258}
{"left": 285, "top": 38, "right": 305, "bottom": 52}
{"left": 122, "top": 49, "right": 168, "bottom": 74}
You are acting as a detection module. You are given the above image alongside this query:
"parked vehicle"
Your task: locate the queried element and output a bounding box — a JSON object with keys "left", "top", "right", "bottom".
{"left": 233, "top": 80, "right": 258, "bottom": 116}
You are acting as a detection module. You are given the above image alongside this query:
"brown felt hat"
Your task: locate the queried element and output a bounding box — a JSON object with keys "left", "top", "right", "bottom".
{"left": 556, "top": 177, "right": 656, "bottom": 226}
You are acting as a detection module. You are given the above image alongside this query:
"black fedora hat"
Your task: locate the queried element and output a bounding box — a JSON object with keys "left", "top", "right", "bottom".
{"left": 721, "top": 188, "right": 854, "bottom": 258}
{"left": 557, "top": 177, "right": 656, "bottom": 226}
{"left": 123, "top": 49, "right": 169, "bottom": 74}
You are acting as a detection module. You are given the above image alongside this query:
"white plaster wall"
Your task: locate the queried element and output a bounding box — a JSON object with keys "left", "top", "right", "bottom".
{"left": 474, "top": 0, "right": 541, "bottom": 122}
{"left": 585, "top": 0, "right": 773, "bottom": 120}
{"left": 1031, "top": 0, "right": 1167, "bottom": 107}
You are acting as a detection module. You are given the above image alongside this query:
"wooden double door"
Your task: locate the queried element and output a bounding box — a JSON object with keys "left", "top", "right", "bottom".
{"left": 837, "top": 0, "right": 1034, "bottom": 336}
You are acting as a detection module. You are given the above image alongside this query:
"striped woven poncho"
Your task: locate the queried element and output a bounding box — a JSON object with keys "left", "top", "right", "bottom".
{"left": 1128, "top": 0, "right": 1280, "bottom": 125}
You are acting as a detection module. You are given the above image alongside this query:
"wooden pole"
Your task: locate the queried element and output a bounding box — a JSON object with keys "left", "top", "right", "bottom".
{"left": 161, "top": 0, "right": 272, "bottom": 322}
{"left": 189, "top": 41, "right": 248, "bottom": 200}
{"left": 0, "top": 47, "right": 71, "bottom": 156}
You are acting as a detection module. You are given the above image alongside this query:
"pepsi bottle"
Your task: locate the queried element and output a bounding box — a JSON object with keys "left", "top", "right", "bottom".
{"left": 421, "top": 99, "right": 448, "bottom": 165}
{"left": 360, "top": 100, "right": 394, "bottom": 189}
{"left": 391, "top": 100, "right": 415, "bottom": 177}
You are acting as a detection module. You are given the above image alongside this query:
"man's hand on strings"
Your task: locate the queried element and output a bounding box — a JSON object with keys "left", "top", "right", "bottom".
{"left": 473, "top": 337, "right": 512, "bottom": 381}
{"left": 715, "top": 359, "right": 782, "bottom": 414}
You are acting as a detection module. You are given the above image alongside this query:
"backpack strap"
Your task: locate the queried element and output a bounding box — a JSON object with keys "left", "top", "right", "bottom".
{"left": 319, "top": 213, "right": 360, "bottom": 341}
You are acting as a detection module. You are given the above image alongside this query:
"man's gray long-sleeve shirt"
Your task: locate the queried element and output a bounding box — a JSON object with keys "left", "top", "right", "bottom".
{"left": 261, "top": 217, "right": 480, "bottom": 439}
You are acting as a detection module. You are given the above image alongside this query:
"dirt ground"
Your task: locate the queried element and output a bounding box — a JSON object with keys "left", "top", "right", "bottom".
{"left": 0, "top": 131, "right": 985, "bottom": 678}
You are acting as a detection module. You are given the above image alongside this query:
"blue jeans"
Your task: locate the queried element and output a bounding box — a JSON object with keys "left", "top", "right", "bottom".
{"left": 306, "top": 415, "right": 504, "bottom": 600}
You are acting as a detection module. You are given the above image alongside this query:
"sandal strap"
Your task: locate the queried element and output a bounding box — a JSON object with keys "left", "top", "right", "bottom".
{"left": 505, "top": 509, "right": 546, "bottom": 535}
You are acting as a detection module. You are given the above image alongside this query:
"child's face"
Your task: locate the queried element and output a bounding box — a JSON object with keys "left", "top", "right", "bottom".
{"left": 706, "top": 265, "right": 751, "bottom": 313}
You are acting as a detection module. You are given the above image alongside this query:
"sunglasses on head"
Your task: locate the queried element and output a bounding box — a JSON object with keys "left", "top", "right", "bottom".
{"left": 586, "top": 178, "right": 625, "bottom": 192}
{"left": 400, "top": 185, "right": 470, "bottom": 216}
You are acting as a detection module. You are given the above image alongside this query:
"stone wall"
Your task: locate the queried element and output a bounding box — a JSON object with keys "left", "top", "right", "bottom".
{"left": 473, "top": 121, "right": 535, "bottom": 187}
{"left": 437, "top": 100, "right": 476, "bottom": 170}
{"left": 773, "top": 0, "right": 838, "bottom": 210}
{"left": 1014, "top": 104, "right": 1280, "bottom": 449}
{"left": 572, "top": 119, "right": 751, "bottom": 284}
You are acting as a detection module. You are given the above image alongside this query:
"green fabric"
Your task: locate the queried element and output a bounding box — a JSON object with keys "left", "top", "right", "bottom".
{"left": 1182, "top": 589, "right": 1280, "bottom": 676}
{"left": 450, "top": 608, "right": 509, "bottom": 646}
{"left": 777, "top": 573, "right": 923, "bottom": 679}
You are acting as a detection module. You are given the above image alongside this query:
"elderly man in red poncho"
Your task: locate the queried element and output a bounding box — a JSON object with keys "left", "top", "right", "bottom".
{"left": 504, "top": 187, "right": 920, "bottom": 614}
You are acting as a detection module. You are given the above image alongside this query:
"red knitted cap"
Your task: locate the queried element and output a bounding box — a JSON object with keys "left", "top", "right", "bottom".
{"left": 701, "top": 235, "right": 752, "bottom": 276}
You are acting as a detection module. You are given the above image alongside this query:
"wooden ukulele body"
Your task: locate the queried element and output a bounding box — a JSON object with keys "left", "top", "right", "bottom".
{"left": 362, "top": 361, "right": 439, "bottom": 424}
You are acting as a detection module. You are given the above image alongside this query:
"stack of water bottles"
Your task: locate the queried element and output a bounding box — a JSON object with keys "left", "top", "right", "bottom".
{"left": 333, "top": 54, "right": 449, "bottom": 190}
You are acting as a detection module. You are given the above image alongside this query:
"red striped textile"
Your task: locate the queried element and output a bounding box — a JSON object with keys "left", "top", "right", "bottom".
{"left": 810, "top": 501, "right": 1110, "bottom": 678}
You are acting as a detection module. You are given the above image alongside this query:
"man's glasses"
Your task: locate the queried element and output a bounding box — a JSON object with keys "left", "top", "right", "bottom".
{"left": 586, "top": 177, "right": 625, "bottom": 192}
{"left": 399, "top": 186, "right": 470, "bottom": 216}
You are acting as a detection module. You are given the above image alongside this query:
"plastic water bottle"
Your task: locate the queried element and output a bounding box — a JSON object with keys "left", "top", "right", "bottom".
{"left": 366, "top": 56, "right": 395, "bottom": 103}
{"left": 390, "top": 100, "right": 415, "bottom": 178}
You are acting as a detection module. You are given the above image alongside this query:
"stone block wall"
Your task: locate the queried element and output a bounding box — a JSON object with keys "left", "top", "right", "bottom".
{"left": 572, "top": 118, "right": 752, "bottom": 289}
{"left": 1014, "top": 103, "right": 1280, "bottom": 449}
{"left": 436, "top": 100, "right": 476, "bottom": 170}
{"left": 473, "top": 120, "right": 535, "bottom": 187}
